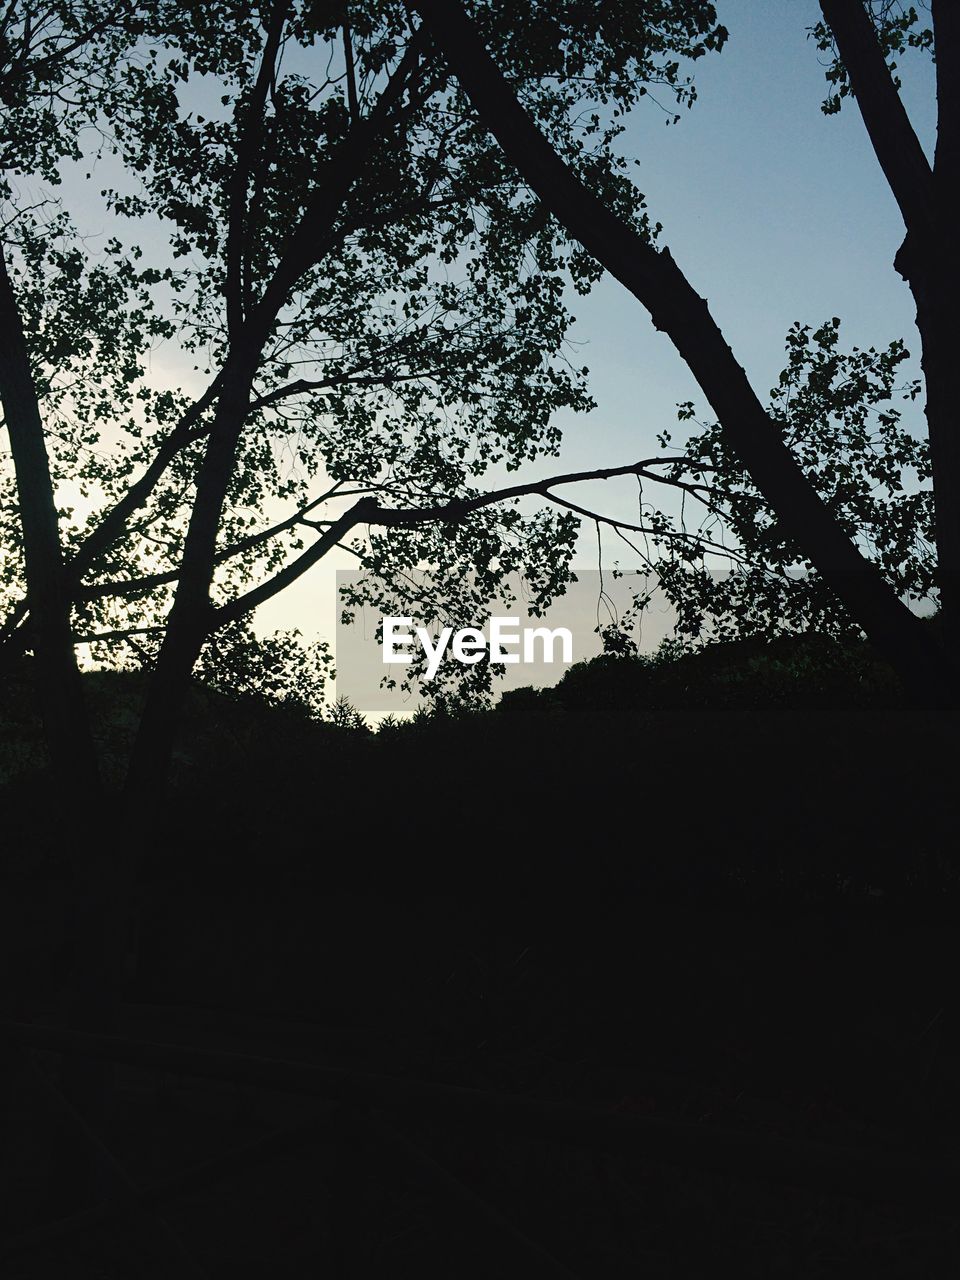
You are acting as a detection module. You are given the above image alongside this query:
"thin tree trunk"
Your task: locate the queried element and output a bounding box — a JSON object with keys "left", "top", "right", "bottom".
{"left": 0, "top": 243, "right": 115, "bottom": 1212}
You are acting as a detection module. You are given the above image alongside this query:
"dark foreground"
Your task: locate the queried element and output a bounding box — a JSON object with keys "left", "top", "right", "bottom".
{"left": 1, "top": 642, "right": 958, "bottom": 1277}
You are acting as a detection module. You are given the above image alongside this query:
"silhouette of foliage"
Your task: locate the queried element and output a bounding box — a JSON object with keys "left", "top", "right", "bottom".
{"left": 629, "top": 318, "right": 935, "bottom": 649}
{"left": 810, "top": 2, "right": 933, "bottom": 115}
{"left": 0, "top": 0, "right": 735, "bottom": 780}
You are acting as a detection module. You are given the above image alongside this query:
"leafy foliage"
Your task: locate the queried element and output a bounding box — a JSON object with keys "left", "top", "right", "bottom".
{"left": 809, "top": 2, "right": 933, "bottom": 115}
{"left": 0, "top": 0, "right": 728, "bottom": 716}
{"left": 0, "top": 2, "right": 938, "bottom": 726}
{"left": 614, "top": 319, "right": 934, "bottom": 648}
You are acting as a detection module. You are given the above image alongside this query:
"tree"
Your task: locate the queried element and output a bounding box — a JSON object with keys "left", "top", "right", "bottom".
{"left": 4, "top": 2, "right": 951, "bottom": 817}
{"left": 1, "top": 0, "right": 737, "bottom": 805}
{"left": 411, "top": 0, "right": 955, "bottom": 702}
{"left": 608, "top": 318, "right": 935, "bottom": 652}
{"left": 0, "top": 2, "right": 142, "bottom": 798}
{"left": 1, "top": 0, "right": 951, "bottom": 777}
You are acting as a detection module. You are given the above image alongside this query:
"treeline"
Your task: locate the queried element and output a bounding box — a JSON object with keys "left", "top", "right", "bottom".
{"left": 6, "top": 631, "right": 953, "bottom": 906}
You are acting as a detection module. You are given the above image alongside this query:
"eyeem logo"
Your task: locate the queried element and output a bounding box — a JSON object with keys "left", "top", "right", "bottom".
{"left": 382, "top": 616, "right": 573, "bottom": 681}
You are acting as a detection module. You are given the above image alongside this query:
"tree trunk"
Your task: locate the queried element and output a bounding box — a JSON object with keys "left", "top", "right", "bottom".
{"left": 898, "top": 241, "right": 960, "bottom": 651}
{"left": 0, "top": 247, "right": 99, "bottom": 794}
{"left": 0, "top": 245, "right": 119, "bottom": 1211}
{"left": 912, "top": 0, "right": 960, "bottom": 650}
{"left": 123, "top": 369, "right": 255, "bottom": 807}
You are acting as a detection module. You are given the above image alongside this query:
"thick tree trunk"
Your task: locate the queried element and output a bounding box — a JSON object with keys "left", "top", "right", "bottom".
{"left": 414, "top": 0, "right": 954, "bottom": 701}
{"left": 0, "top": 248, "right": 99, "bottom": 793}
{"left": 916, "top": 0, "right": 960, "bottom": 649}
{"left": 0, "top": 246, "right": 116, "bottom": 1211}
{"left": 123, "top": 370, "right": 255, "bottom": 806}
{"left": 898, "top": 239, "right": 960, "bottom": 651}
{"left": 821, "top": 0, "right": 960, "bottom": 653}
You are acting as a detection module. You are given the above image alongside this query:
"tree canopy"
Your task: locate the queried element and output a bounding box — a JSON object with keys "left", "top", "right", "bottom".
{"left": 0, "top": 0, "right": 741, "bottom": 790}
{"left": 413, "top": 0, "right": 952, "bottom": 699}
{"left": 0, "top": 0, "right": 954, "bottom": 799}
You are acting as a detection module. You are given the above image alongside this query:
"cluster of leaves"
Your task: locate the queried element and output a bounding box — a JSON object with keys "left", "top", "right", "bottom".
{"left": 84, "top": 617, "right": 334, "bottom": 719}
{"left": 809, "top": 2, "right": 933, "bottom": 115}
{"left": 1, "top": 0, "right": 729, "bottom": 702}
{"left": 339, "top": 500, "right": 581, "bottom": 709}
{"left": 484, "top": 629, "right": 908, "bottom": 720}
{"left": 615, "top": 319, "right": 934, "bottom": 648}
{"left": 191, "top": 620, "right": 333, "bottom": 718}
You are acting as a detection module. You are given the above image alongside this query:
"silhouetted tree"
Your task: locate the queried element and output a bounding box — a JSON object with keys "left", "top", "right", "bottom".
{"left": 1, "top": 0, "right": 733, "bottom": 801}
{"left": 4, "top": 1, "right": 952, "bottom": 814}
{"left": 412, "top": 0, "right": 955, "bottom": 699}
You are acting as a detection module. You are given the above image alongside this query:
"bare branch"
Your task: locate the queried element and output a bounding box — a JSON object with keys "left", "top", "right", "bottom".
{"left": 247, "top": 364, "right": 447, "bottom": 412}
{"left": 205, "top": 457, "right": 728, "bottom": 630}
{"left": 79, "top": 482, "right": 348, "bottom": 602}
{"left": 74, "top": 625, "right": 164, "bottom": 646}
{"left": 342, "top": 20, "right": 359, "bottom": 121}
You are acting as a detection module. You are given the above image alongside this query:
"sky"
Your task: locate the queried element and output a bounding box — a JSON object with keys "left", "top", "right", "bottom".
{"left": 252, "top": 0, "right": 938, "bottom": 681}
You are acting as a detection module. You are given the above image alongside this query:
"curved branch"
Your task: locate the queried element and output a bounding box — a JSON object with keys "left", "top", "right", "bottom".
{"left": 79, "top": 482, "right": 348, "bottom": 602}
{"left": 204, "top": 458, "right": 733, "bottom": 630}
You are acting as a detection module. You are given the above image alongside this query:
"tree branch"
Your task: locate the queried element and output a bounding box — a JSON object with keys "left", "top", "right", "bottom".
{"left": 260, "top": 24, "right": 430, "bottom": 313}
{"left": 74, "top": 625, "right": 164, "bottom": 646}
{"left": 819, "top": 0, "right": 935, "bottom": 236}
{"left": 68, "top": 376, "right": 225, "bottom": 583}
{"left": 342, "top": 19, "right": 359, "bottom": 121}
{"left": 79, "top": 482, "right": 348, "bottom": 602}
{"left": 0, "top": 354, "right": 446, "bottom": 645}
{"left": 205, "top": 458, "right": 725, "bottom": 629}
{"left": 0, "top": 1, "right": 133, "bottom": 99}
{"left": 361, "top": 458, "right": 710, "bottom": 526}
{"left": 214, "top": 498, "right": 374, "bottom": 624}
{"left": 225, "top": 2, "right": 290, "bottom": 336}
{"left": 247, "top": 364, "right": 447, "bottom": 412}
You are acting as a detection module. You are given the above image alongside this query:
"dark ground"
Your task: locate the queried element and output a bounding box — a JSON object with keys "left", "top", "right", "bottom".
{"left": 1, "top": 636, "right": 958, "bottom": 1277}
